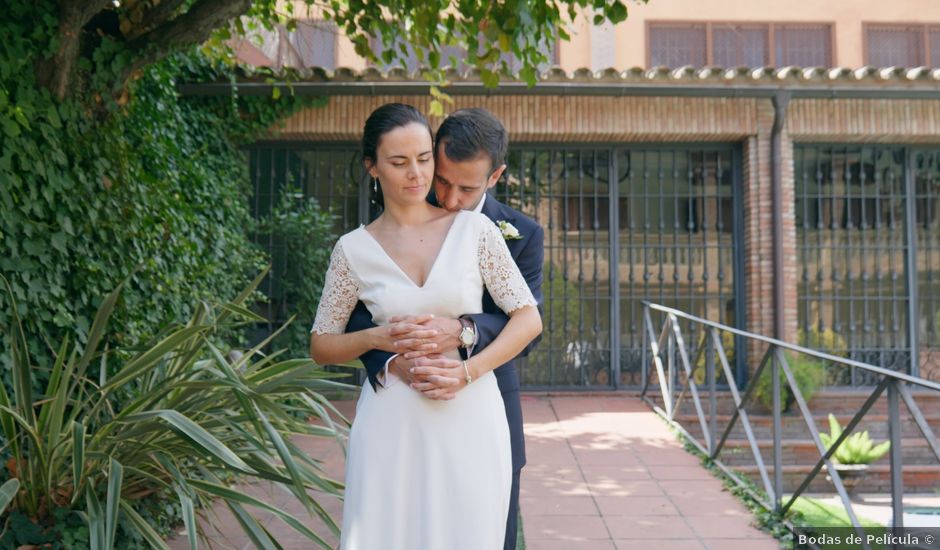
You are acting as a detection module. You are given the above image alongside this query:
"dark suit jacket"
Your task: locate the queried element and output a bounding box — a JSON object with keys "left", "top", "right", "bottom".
{"left": 343, "top": 194, "right": 544, "bottom": 469}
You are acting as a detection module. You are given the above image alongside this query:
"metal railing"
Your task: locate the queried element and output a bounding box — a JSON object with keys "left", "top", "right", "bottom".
{"left": 640, "top": 301, "right": 940, "bottom": 549}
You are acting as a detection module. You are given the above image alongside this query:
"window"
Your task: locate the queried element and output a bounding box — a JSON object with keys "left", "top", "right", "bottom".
{"left": 865, "top": 24, "right": 940, "bottom": 66}
{"left": 712, "top": 24, "right": 769, "bottom": 67}
{"left": 648, "top": 24, "right": 707, "bottom": 67}
{"left": 775, "top": 24, "right": 832, "bottom": 67}
{"left": 291, "top": 20, "right": 337, "bottom": 69}
{"left": 648, "top": 22, "right": 833, "bottom": 67}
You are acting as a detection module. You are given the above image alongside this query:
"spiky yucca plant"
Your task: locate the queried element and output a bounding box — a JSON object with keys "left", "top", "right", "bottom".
{"left": 0, "top": 270, "right": 350, "bottom": 549}
{"left": 819, "top": 414, "right": 891, "bottom": 465}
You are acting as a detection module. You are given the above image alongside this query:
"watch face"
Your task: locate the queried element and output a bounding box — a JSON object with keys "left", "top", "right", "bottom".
{"left": 459, "top": 328, "right": 474, "bottom": 346}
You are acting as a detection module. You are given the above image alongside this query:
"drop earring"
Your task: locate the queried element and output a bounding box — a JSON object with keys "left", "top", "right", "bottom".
{"left": 372, "top": 177, "right": 378, "bottom": 193}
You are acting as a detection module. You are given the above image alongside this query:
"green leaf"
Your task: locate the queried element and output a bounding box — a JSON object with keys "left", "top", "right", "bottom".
{"left": 480, "top": 69, "right": 500, "bottom": 88}
{"left": 86, "top": 485, "right": 106, "bottom": 549}
{"left": 72, "top": 421, "right": 86, "bottom": 497}
{"left": 0, "top": 479, "right": 19, "bottom": 515}
{"left": 608, "top": 1, "right": 628, "bottom": 23}
{"left": 120, "top": 501, "right": 172, "bottom": 550}
{"left": 1, "top": 274, "right": 34, "bottom": 423}
{"left": 101, "top": 325, "right": 208, "bottom": 392}
{"left": 189, "top": 479, "right": 333, "bottom": 548}
{"left": 75, "top": 276, "right": 127, "bottom": 381}
{"left": 176, "top": 486, "right": 198, "bottom": 550}
{"left": 868, "top": 440, "right": 891, "bottom": 461}
{"left": 227, "top": 502, "right": 281, "bottom": 550}
{"left": 254, "top": 403, "right": 313, "bottom": 511}
{"left": 120, "top": 410, "right": 257, "bottom": 474}
{"left": 105, "top": 459, "right": 123, "bottom": 549}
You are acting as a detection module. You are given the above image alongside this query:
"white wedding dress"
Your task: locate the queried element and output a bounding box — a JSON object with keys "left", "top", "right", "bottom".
{"left": 311, "top": 210, "right": 536, "bottom": 550}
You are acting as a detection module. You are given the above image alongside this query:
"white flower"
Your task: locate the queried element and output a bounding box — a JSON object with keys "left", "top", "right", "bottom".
{"left": 497, "top": 220, "right": 522, "bottom": 240}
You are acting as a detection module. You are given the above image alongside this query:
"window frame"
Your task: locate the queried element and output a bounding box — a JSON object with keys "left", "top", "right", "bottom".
{"left": 862, "top": 22, "right": 940, "bottom": 67}
{"left": 646, "top": 20, "right": 836, "bottom": 68}
{"left": 292, "top": 19, "right": 338, "bottom": 70}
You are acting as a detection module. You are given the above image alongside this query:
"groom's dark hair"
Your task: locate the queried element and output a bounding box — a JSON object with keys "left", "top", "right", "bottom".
{"left": 434, "top": 108, "right": 508, "bottom": 173}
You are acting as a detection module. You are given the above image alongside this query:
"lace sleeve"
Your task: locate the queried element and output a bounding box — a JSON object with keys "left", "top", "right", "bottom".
{"left": 310, "top": 240, "right": 360, "bottom": 335}
{"left": 478, "top": 219, "right": 537, "bottom": 314}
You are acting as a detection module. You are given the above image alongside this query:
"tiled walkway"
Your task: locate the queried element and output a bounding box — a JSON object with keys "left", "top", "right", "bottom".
{"left": 168, "top": 395, "right": 780, "bottom": 549}
{"left": 519, "top": 395, "right": 779, "bottom": 550}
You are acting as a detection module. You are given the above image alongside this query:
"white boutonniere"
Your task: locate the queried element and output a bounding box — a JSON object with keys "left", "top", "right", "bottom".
{"left": 497, "top": 220, "right": 522, "bottom": 240}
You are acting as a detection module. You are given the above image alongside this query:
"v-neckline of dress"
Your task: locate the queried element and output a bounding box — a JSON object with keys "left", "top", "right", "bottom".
{"left": 360, "top": 212, "right": 463, "bottom": 289}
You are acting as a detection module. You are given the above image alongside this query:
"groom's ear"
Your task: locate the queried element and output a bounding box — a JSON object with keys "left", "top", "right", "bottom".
{"left": 486, "top": 164, "right": 507, "bottom": 189}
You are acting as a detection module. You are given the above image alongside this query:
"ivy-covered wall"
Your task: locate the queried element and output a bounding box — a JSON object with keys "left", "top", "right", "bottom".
{"left": 0, "top": 1, "right": 310, "bottom": 374}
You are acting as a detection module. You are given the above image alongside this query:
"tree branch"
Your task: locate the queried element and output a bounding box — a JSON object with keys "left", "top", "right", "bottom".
{"left": 127, "top": 0, "right": 252, "bottom": 54}
{"left": 113, "top": 0, "right": 252, "bottom": 88}
{"left": 124, "top": 0, "right": 189, "bottom": 41}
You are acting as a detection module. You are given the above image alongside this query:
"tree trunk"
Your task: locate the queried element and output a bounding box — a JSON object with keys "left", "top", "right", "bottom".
{"left": 35, "top": 0, "right": 114, "bottom": 100}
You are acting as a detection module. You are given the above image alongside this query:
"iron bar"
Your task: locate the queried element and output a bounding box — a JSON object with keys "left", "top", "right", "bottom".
{"left": 644, "top": 302, "right": 940, "bottom": 392}
{"left": 904, "top": 150, "right": 921, "bottom": 377}
{"left": 776, "top": 349, "right": 871, "bottom": 547}
{"left": 712, "top": 328, "right": 776, "bottom": 499}
{"left": 670, "top": 314, "right": 712, "bottom": 446}
{"left": 888, "top": 381, "right": 904, "bottom": 536}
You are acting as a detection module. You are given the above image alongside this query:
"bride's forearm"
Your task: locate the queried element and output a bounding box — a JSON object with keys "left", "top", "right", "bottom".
{"left": 310, "top": 329, "right": 382, "bottom": 365}
{"left": 466, "top": 306, "right": 542, "bottom": 379}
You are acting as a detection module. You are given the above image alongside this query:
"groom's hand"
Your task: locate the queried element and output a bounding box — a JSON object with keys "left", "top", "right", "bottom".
{"left": 409, "top": 355, "right": 465, "bottom": 400}
{"left": 388, "top": 315, "right": 461, "bottom": 358}
{"left": 387, "top": 354, "right": 418, "bottom": 385}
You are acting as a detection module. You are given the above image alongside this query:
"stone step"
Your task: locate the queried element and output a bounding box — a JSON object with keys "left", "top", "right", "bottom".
{"left": 675, "top": 412, "right": 940, "bottom": 441}
{"left": 647, "top": 388, "right": 940, "bottom": 417}
{"left": 733, "top": 464, "right": 940, "bottom": 493}
{"left": 711, "top": 438, "right": 939, "bottom": 467}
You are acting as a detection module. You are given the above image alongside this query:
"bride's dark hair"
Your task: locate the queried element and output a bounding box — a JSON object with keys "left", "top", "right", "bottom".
{"left": 362, "top": 103, "right": 433, "bottom": 207}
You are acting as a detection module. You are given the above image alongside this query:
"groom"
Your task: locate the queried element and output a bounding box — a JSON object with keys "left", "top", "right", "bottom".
{"left": 344, "top": 107, "right": 544, "bottom": 550}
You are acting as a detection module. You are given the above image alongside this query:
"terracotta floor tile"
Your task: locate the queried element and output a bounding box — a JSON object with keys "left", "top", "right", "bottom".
{"left": 521, "top": 495, "right": 599, "bottom": 515}
{"left": 580, "top": 465, "right": 654, "bottom": 484}
{"left": 671, "top": 496, "right": 752, "bottom": 518}
{"left": 604, "top": 515, "right": 696, "bottom": 539}
{"left": 528, "top": 541, "right": 616, "bottom": 550}
{"left": 593, "top": 496, "right": 680, "bottom": 517}
{"left": 684, "top": 515, "right": 769, "bottom": 539}
{"left": 524, "top": 515, "right": 611, "bottom": 540}
{"left": 647, "top": 464, "right": 717, "bottom": 480}
{"left": 656, "top": 478, "right": 728, "bottom": 495}
{"left": 615, "top": 540, "right": 706, "bottom": 550}
{"left": 586, "top": 479, "right": 666, "bottom": 497}
{"left": 702, "top": 538, "right": 783, "bottom": 550}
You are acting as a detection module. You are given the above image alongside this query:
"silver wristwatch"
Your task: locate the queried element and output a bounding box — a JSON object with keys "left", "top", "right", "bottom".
{"left": 458, "top": 317, "right": 475, "bottom": 349}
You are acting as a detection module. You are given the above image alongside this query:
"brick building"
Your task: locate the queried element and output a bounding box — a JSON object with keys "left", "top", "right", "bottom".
{"left": 190, "top": 0, "right": 940, "bottom": 389}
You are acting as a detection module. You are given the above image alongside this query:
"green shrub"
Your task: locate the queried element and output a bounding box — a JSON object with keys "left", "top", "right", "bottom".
{"left": 522, "top": 262, "right": 594, "bottom": 385}
{"left": 0, "top": 273, "right": 348, "bottom": 549}
{"left": 751, "top": 352, "right": 825, "bottom": 412}
{"left": 692, "top": 329, "right": 735, "bottom": 384}
{"left": 798, "top": 327, "right": 848, "bottom": 356}
{"left": 253, "top": 190, "right": 336, "bottom": 356}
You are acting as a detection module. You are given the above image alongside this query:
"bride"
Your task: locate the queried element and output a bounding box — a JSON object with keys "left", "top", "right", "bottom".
{"left": 309, "top": 103, "right": 542, "bottom": 549}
